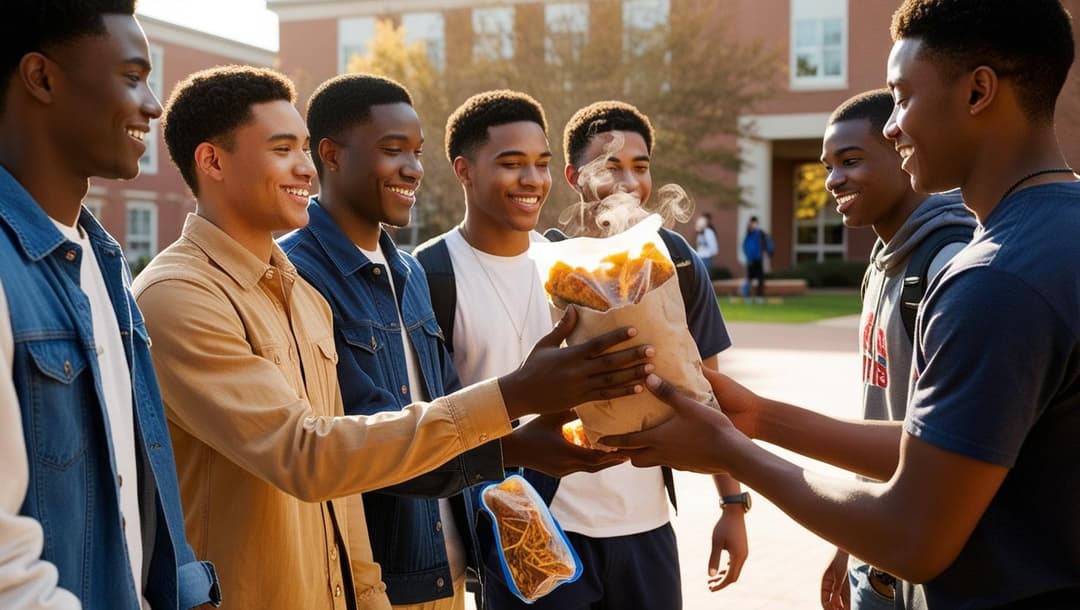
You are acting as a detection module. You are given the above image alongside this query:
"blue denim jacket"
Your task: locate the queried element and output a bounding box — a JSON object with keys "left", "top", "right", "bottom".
{"left": 279, "top": 200, "right": 502, "bottom": 604}
{"left": 0, "top": 168, "right": 219, "bottom": 609}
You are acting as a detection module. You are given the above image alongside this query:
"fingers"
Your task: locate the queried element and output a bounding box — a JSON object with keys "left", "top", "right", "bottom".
{"left": 596, "top": 429, "right": 651, "bottom": 450}
{"left": 574, "top": 324, "right": 639, "bottom": 357}
{"left": 645, "top": 374, "right": 702, "bottom": 412}
{"left": 537, "top": 305, "right": 578, "bottom": 349}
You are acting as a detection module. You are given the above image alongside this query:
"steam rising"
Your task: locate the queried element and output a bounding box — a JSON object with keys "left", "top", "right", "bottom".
{"left": 558, "top": 132, "right": 694, "bottom": 237}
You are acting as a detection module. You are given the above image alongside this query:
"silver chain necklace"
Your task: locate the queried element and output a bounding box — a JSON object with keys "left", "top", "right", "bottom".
{"left": 459, "top": 225, "right": 536, "bottom": 349}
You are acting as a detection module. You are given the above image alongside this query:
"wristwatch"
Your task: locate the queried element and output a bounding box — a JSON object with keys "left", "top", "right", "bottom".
{"left": 720, "top": 492, "right": 752, "bottom": 513}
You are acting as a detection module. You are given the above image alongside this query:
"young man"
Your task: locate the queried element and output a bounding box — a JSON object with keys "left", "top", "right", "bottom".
{"left": 0, "top": 3, "right": 219, "bottom": 608}
{"left": 817, "top": 89, "right": 974, "bottom": 610}
{"left": 740, "top": 216, "right": 771, "bottom": 302}
{"left": 135, "top": 67, "right": 653, "bottom": 610}
{"left": 606, "top": 1, "right": 1080, "bottom": 608}
{"left": 541, "top": 100, "right": 747, "bottom": 609}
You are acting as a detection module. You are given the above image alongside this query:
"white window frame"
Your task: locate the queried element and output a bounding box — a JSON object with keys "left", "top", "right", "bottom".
{"left": 338, "top": 16, "right": 376, "bottom": 74}
{"left": 545, "top": 3, "right": 589, "bottom": 65}
{"left": 140, "top": 45, "right": 164, "bottom": 175}
{"left": 790, "top": 0, "right": 848, "bottom": 90}
{"left": 83, "top": 197, "right": 105, "bottom": 221}
{"left": 792, "top": 163, "right": 845, "bottom": 263}
{"left": 126, "top": 201, "right": 158, "bottom": 263}
{"left": 402, "top": 12, "right": 446, "bottom": 72}
{"left": 622, "top": 0, "right": 669, "bottom": 59}
{"left": 472, "top": 6, "right": 515, "bottom": 61}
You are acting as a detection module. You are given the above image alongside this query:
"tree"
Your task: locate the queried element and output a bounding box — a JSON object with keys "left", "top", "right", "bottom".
{"left": 347, "top": 1, "right": 781, "bottom": 243}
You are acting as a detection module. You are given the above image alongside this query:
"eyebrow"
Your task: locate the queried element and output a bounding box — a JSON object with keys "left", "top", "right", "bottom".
{"left": 378, "top": 134, "right": 425, "bottom": 144}
{"left": 495, "top": 150, "right": 553, "bottom": 159}
{"left": 820, "top": 145, "right": 864, "bottom": 163}
{"left": 123, "top": 57, "right": 152, "bottom": 71}
{"left": 607, "top": 155, "right": 651, "bottom": 163}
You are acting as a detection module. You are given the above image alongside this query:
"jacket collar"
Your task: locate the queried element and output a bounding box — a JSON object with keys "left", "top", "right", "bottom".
{"left": 0, "top": 165, "right": 75, "bottom": 261}
{"left": 305, "top": 197, "right": 408, "bottom": 279}
{"left": 181, "top": 213, "right": 296, "bottom": 290}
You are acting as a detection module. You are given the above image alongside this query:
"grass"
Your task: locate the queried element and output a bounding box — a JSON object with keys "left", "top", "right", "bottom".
{"left": 717, "top": 291, "right": 862, "bottom": 323}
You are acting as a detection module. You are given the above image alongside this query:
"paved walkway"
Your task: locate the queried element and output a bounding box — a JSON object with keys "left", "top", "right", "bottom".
{"left": 468, "top": 316, "right": 863, "bottom": 609}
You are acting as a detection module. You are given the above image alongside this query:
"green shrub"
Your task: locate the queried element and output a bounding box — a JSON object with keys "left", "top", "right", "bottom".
{"left": 768, "top": 260, "right": 868, "bottom": 288}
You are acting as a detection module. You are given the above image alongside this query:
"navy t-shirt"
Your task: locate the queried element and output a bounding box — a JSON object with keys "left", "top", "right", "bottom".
{"left": 659, "top": 227, "right": 732, "bottom": 358}
{"left": 898, "top": 182, "right": 1080, "bottom": 609}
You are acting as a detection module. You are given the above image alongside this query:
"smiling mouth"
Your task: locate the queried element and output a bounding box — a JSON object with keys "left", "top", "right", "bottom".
{"left": 387, "top": 185, "right": 416, "bottom": 199}
{"left": 509, "top": 195, "right": 541, "bottom": 208}
{"left": 834, "top": 192, "right": 858, "bottom": 213}
{"left": 126, "top": 128, "right": 147, "bottom": 142}
{"left": 282, "top": 186, "right": 309, "bottom": 199}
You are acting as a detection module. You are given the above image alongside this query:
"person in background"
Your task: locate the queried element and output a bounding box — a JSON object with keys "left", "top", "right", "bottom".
{"left": 695, "top": 212, "right": 719, "bottom": 276}
{"left": 740, "top": 215, "right": 771, "bottom": 302}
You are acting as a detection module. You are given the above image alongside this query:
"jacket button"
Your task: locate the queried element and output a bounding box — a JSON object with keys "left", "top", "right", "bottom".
{"left": 329, "top": 545, "right": 338, "bottom": 560}
{"left": 118, "top": 474, "right": 123, "bottom": 487}
{"left": 63, "top": 361, "right": 72, "bottom": 375}
{"left": 435, "top": 521, "right": 443, "bottom": 532}
{"left": 372, "top": 267, "right": 382, "bottom": 276}
{"left": 334, "top": 584, "right": 342, "bottom": 597}
{"left": 65, "top": 250, "right": 77, "bottom": 262}
{"left": 436, "top": 577, "right": 445, "bottom": 589}
{"left": 478, "top": 434, "right": 488, "bottom": 442}
{"left": 264, "top": 269, "right": 274, "bottom": 279}
{"left": 400, "top": 385, "right": 408, "bottom": 395}
{"left": 371, "top": 337, "right": 377, "bottom": 349}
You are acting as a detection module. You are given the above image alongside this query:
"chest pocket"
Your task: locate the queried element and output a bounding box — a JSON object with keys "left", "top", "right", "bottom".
{"left": 25, "top": 339, "right": 92, "bottom": 469}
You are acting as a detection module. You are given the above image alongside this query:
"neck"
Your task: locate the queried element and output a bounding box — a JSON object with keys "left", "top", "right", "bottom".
{"left": 460, "top": 209, "right": 531, "bottom": 256}
{"left": 959, "top": 124, "right": 1070, "bottom": 222}
{"left": 194, "top": 198, "right": 274, "bottom": 263}
{"left": 0, "top": 129, "right": 89, "bottom": 226}
{"left": 317, "top": 188, "right": 382, "bottom": 250}
{"left": 874, "top": 191, "right": 928, "bottom": 244}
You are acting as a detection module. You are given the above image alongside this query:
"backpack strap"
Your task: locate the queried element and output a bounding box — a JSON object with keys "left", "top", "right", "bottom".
{"left": 899, "top": 224, "right": 975, "bottom": 341}
{"left": 658, "top": 229, "right": 696, "bottom": 314}
{"left": 414, "top": 237, "right": 457, "bottom": 353}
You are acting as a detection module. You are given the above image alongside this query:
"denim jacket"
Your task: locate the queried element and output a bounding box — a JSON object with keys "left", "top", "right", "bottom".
{"left": 279, "top": 200, "right": 502, "bottom": 604}
{"left": 0, "top": 168, "right": 219, "bottom": 609}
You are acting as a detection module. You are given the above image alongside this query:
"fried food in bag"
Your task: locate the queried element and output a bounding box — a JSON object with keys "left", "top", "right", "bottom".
{"left": 560, "top": 418, "right": 591, "bottom": 449}
{"left": 531, "top": 215, "right": 720, "bottom": 449}
{"left": 480, "top": 475, "right": 582, "bottom": 602}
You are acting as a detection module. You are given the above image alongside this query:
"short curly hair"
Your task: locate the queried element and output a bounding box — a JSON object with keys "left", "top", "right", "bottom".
{"left": 891, "top": 0, "right": 1074, "bottom": 123}
{"left": 828, "top": 89, "right": 895, "bottom": 137}
{"left": 306, "top": 73, "right": 413, "bottom": 178}
{"left": 2, "top": 0, "right": 136, "bottom": 114}
{"left": 563, "top": 101, "right": 655, "bottom": 168}
{"left": 444, "top": 90, "right": 547, "bottom": 161}
{"left": 163, "top": 65, "right": 295, "bottom": 194}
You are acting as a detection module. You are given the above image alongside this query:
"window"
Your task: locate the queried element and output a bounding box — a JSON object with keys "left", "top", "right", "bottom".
{"left": 402, "top": 12, "right": 446, "bottom": 71}
{"left": 126, "top": 201, "right": 158, "bottom": 263}
{"left": 339, "top": 16, "right": 376, "bottom": 73}
{"left": 793, "top": 162, "right": 844, "bottom": 262}
{"left": 623, "top": 0, "right": 669, "bottom": 58}
{"left": 473, "top": 6, "right": 515, "bottom": 61}
{"left": 139, "top": 45, "right": 163, "bottom": 175}
{"left": 790, "top": 0, "right": 847, "bottom": 89}
{"left": 545, "top": 3, "right": 588, "bottom": 65}
{"left": 83, "top": 198, "right": 105, "bottom": 220}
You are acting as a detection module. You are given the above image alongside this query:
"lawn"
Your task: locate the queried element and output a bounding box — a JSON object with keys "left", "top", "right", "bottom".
{"left": 716, "top": 291, "right": 862, "bottom": 323}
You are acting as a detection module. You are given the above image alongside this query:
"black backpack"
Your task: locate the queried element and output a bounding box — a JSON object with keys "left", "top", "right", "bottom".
{"left": 860, "top": 224, "right": 974, "bottom": 341}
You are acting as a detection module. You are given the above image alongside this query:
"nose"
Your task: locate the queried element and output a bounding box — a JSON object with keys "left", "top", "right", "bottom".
{"left": 142, "top": 85, "right": 163, "bottom": 120}
{"left": 883, "top": 104, "right": 901, "bottom": 142}
{"left": 825, "top": 166, "right": 845, "bottom": 193}
{"left": 296, "top": 150, "right": 316, "bottom": 181}
{"left": 520, "top": 163, "right": 547, "bottom": 188}
{"left": 401, "top": 154, "right": 423, "bottom": 182}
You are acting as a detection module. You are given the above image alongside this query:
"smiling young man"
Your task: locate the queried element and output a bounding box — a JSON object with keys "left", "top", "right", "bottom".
{"left": 0, "top": 3, "right": 220, "bottom": 608}
{"left": 604, "top": 1, "right": 1080, "bottom": 609}
{"left": 279, "top": 74, "right": 505, "bottom": 610}
{"left": 135, "top": 67, "right": 651, "bottom": 610}
{"left": 818, "top": 89, "right": 974, "bottom": 610}
{"left": 415, "top": 90, "right": 632, "bottom": 608}
{"left": 535, "top": 100, "right": 745, "bottom": 610}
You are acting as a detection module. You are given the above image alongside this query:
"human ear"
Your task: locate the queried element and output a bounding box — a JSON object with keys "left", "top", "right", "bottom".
{"left": 317, "top": 137, "right": 341, "bottom": 172}
{"left": 452, "top": 156, "right": 472, "bottom": 185}
{"left": 565, "top": 164, "right": 583, "bottom": 192}
{"left": 968, "top": 65, "right": 998, "bottom": 115}
{"left": 19, "top": 53, "right": 55, "bottom": 104}
{"left": 194, "top": 142, "right": 224, "bottom": 184}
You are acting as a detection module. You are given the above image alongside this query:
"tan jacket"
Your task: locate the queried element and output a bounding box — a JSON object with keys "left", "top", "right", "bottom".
{"left": 133, "top": 215, "right": 511, "bottom": 610}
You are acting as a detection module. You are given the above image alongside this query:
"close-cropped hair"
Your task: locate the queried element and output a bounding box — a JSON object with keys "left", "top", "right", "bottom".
{"left": 828, "top": 89, "right": 896, "bottom": 137}
{"left": 1, "top": 0, "right": 136, "bottom": 113}
{"left": 563, "top": 101, "right": 656, "bottom": 168}
{"left": 444, "top": 89, "right": 547, "bottom": 161}
{"left": 306, "top": 73, "right": 413, "bottom": 177}
{"left": 891, "top": 0, "right": 1074, "bottom": 123}
{"left": 163, "top": 65, "right": 295, "bottom": 194}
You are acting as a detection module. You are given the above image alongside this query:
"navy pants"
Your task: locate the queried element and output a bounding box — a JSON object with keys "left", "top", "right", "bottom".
{"left": 483, "top": 523, "right": 682, "bottom": 610}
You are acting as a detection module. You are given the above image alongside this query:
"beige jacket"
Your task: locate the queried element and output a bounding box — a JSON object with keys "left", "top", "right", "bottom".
{"left": 133, "top": 215, "right": 511, "bottom": 610}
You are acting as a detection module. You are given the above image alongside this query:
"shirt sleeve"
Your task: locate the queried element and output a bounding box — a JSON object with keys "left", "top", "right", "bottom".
{"left": 906, "top": 267, "right": 1071, "bottom": 466}
{"left": 682, "top": 245, "right": 733, "bottom": 359}
{"left": 136, "top": 277, "right": 512, "bottom": 503}
{"left": 0, "top": 279, "right": 82, "bottom": 610}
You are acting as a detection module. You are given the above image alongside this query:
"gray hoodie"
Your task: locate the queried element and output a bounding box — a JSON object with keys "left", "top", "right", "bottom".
{"left": 860, "top": 192, "right": 977, "bottom": 422}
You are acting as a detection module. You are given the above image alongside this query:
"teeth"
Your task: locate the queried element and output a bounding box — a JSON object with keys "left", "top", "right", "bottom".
{"left": 511, "top": 196, "right": 539, "bottom": 205}
{"left": 836, "top": 193, "right": 857, "bottom": 204}
{"left": 126, "top": 129, "right": 145, "bottom": 141}
{"left": 387, "top": 186, "right": 415, "bottom": 197}
{"left": 283, "top": 187, "right": 309, "bottom": 198}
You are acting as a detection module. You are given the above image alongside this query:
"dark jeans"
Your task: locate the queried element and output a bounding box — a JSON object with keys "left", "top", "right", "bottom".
{"left": 483, "top": 523, "right": 682, "bottom": 610}
{"left": 743, "top": 259, "right": 765, "bottom": 297}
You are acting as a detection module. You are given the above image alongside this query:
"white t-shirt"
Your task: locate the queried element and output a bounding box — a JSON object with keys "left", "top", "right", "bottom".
{"left": 445, "top": 229, "right": 670, "bottom": 538}
{"left": 358, "top": 242, "right": 466, "bottom": 582}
